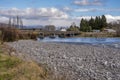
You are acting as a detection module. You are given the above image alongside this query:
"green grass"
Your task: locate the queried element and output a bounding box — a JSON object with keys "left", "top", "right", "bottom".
{"left": 0, "top": 44, "right": 68, "bottom": 80}
{"left": 0, "top": 55, "right": 21, "bottom": 71}
{"left": 0, "top": 44, "right": 49, "bottom": 80}
{"left": 0, "top": 46, "right": 22, "bottom": 80}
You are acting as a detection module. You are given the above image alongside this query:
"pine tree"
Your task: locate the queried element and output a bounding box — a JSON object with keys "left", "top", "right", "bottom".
{"left": 80, "top": 15, "right": 107, "bottom": 32}
{"left": 80, "top": 19, "right": 90, "bottom": 32}
{"left": 80, "top": 18, "right": 84, "bottom": 31}
{"left": 89, "top": 17, "right": 94, "bottom": 30}
{"left": 101, "top": 15, "right": 107, "bottom": 30}
{"left": 95, "top": 16, "right": 99, "bottom": 29}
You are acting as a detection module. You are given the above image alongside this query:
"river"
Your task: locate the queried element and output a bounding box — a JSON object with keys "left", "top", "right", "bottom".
{"left": 37, "top": 37, "right": 120, "bottom": 48}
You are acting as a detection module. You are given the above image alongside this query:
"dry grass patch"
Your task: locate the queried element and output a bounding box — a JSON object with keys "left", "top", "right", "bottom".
{"left": 0, "top": 45, "right": 49, "bottom": 80}
{"left": 0, "top": 54, "right": 49, "bottom": 80}
{"left": 0, "top": 44, "right": 69, "bottom": 80}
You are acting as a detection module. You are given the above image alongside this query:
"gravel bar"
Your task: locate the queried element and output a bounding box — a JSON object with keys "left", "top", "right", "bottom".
{"left": 6, "top": 40, "right": 120, "bottom": 80}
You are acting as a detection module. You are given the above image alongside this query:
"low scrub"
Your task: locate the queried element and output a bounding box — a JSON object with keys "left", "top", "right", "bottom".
{"left": 0, "top": 50, "right": 49, "bottom": 80}
{"left": 0, "top": 44, "right": 69, "bottom": 80}
{"left": 0, "top": 27, "right": 38, "bottom": 42}
{"left": 0, "top": 27, "right": 19, "bottom": 42}
{"left": 0, "top": 44, "right": 49, "bottom": 80}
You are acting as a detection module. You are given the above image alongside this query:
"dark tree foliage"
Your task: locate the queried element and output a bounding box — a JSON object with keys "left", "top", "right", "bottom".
{"left": 80, "top": 18, "right": 91, "bottom": 32}
{"left": 94, "top": 16, "right": 102, "bottom": 30}
{"left": 80, "top": 15, "right": 107, "bottom": 32}
{"left": 101, "top": 15, "right": 107, "bottom": 30}
{"left": 89, "top": 17, "right": 94, "bottom": 29}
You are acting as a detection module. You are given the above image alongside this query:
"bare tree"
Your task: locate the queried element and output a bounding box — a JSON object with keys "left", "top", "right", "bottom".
{"left": 8, "top": 16, "right": 23, "bottom": 29}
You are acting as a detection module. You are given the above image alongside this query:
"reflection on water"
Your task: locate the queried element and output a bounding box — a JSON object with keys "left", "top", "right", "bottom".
{"left": 38, "top": 37, "right": 120, "bottom": 44}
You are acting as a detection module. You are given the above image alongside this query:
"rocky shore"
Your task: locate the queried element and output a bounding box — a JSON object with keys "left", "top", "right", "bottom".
{"left": 6, "top": 40, "right": 120, "bottom": 80}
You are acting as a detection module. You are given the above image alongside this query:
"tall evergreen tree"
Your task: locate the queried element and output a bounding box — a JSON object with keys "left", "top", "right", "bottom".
{"left": 80, "top": 15, "right": 107, "bottom": 32}
{"left": 89, "top": 17, "right": 94, "bottom": 30}
{"left": 98, "top": 16, "right": 102, "bottom": 29}
{"left": 101, "top": 15, "right": 107, "bottom": 30}
{"left": 95, "top": 16, "right": 99, "bottom": 29}
{"left": 80, "top": 18, "right": 84, "bottom": 31}
{"left": 80, "top": 18, "right": 90, "bottom": 32}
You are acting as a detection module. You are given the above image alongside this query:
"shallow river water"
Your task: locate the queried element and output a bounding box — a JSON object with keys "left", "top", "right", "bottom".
{"left": 38, "top": 37, "right": 120, "bottom": 48}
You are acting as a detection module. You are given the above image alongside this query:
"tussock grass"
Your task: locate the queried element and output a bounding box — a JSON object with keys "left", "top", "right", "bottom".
{"left": 0, "top": 44, "right": 68, "bottom": 80}
{"left": 0, "top": 55, "right": 48, "bottom": 80}
{"left": 0, "top": 45, "right": 49, "bottom": 80}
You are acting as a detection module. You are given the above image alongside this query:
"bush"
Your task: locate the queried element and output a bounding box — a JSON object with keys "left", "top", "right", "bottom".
{"left": 0, "top": 27, "right": 39, "bottom": 42}
{"left": 30, "top": 32, "right": 38, "bottom": 39}
{"left": 116, "top": 27, "right": 120, "bottom": 37}
{"left": 0, "top": 27, "right": 19, "bottom": 42}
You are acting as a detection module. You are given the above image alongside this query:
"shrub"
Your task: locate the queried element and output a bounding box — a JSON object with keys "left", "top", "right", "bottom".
{"left": 30, "top": 32, "right": 38, "bottom": 39}
{"left": 116, "top": 27, "right": 120, "bottom": 37}
{"left": 0, "top": 27, "right": 19, "bottom": 42}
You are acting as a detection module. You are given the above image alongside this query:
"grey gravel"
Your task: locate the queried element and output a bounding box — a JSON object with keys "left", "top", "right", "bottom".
{"left": 6, "top": 40, "right": 120, "bottom": 80}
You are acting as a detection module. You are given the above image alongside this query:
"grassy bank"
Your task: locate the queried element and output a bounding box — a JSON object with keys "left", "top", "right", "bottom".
{"left": 77, "top": 32, "right": 117, "bottom": 37}
{"left": 0, "top": 45, "right": 49, "bottom": 80}
{"left": 0, "top": 44, "right": 68, "bottom": 80}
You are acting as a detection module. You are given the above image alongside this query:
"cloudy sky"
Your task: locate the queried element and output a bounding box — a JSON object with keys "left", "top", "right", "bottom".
{"left": 0, "top": 0, "right": 120, "bottom": 26}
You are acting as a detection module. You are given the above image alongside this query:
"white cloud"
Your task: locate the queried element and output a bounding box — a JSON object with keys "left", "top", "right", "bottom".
{"left": 105, "top": 14, "right": 120, "bottom": 23}
{"left": 92, "top": 0, "right": 102, "bottom": 5}
{"left": 73, "top": 0, "right": 102, "bottom": 6}
{"left": 74, "top": 16, "right": 94, "bottom": 20}
{"left": 74, "top": 15, "right": 120, "bottom": 23}
{"left": 0, "top": 7, "right": 70, "bottom": 26}
{"left": 0, "top": 7, "right": 120, "bottom": 27}
{"left": 75, "top": 8, "right": 96, "bottom": 12}
{"left": 22, "top": 19, "right": 51, "bottom": 26}
{"left": 0, "top": 7, "right": 69, "bottom": 19}
{"left": 74, "top": 0, "right": 89, "bottom": 6}
{"left": 75, "top": 8, "right": 120, "bottom": 12}
{"left": 0, "top": 16, "right": 9, "bottom": 23}
{"left": 63, "top": 7, "right": 72, "bottom": 12}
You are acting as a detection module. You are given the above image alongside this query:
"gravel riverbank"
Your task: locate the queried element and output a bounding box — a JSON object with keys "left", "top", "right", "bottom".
{"left": 6, "top": 40, "right": 120, "bottom": 80}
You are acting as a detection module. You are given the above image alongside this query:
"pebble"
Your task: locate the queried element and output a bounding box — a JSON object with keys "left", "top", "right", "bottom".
{"left": 6, "top": 40, "right": 120, "bottom": 80}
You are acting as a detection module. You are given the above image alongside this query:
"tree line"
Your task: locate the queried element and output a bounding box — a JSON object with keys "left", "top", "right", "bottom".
{"left": 67, "top": 15, "right": 107, "bottom": 32}
{"left": 80, "top": 15, "right": 107, "bottom": 32}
